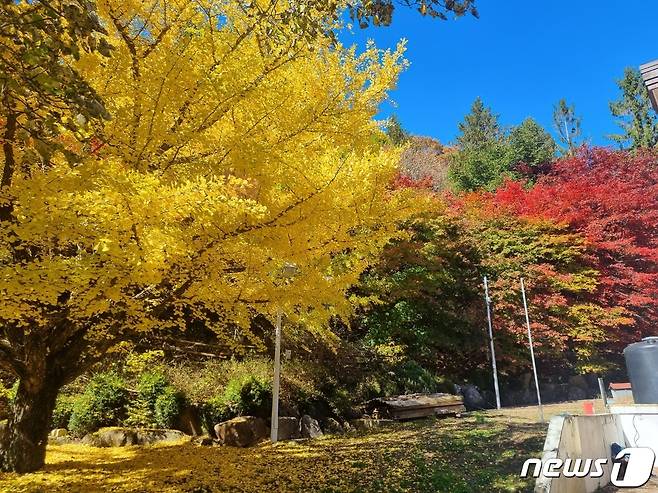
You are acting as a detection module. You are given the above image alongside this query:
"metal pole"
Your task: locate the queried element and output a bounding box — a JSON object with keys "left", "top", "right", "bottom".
{"left": 484, "top": 276, "right": 501, "bottom": 409}
{"left": 521, "top": 278, "right": 544, "bottom": 423}
{"left": 598, "top": 377, "right": 608, "bottom": 410}
{"left": 271, "top": 308, "right": 283, "bottom": 443}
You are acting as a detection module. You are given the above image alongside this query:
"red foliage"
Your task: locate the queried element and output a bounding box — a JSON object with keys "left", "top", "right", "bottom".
{"left": 493, "top": 148, "right": 658, "bottom": 346}
{"left": 391, "top": 172, "right": 434, "bottom": 190}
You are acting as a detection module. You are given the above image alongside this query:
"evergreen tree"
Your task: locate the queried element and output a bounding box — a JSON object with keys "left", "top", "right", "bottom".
{"left": 552, "top": 99, "right": 582, "bottom": 155}
{"left": 449, "top": 98, "right": 513, "bottom": 191}
{"left": 609, "top": 68, "right": 658, "bottom": 149}
{"left": 508, "top": 118, "right": 556, "bottom": 179}
{"left": 456, "top": 97, "right": 501, "bottom": 150}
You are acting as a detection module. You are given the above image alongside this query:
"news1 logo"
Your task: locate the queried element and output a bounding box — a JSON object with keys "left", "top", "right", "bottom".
{"left": 520, "top": 447, "right": 656, "bottom": 488}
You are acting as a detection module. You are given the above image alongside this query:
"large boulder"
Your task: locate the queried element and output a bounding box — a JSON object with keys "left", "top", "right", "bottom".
{"left": 456, "top": 384, "right": 487, "bottom": 410}
{"left": 82, "top": 428, "right": 138, "bottom": 447}
{"left": 82, "top": 428, "right": 188, "bottom": 447}
{"left": 214, "top": 416, "right": 268, "bottom": 447}
{"left": 300, "top": 415, "right": 322, "bottom": 439}
{"left": 322, "top": 418, "right": 344, "bottom": 435}
{"left": 276, "top": 417, "right": 300, "bottom": 441}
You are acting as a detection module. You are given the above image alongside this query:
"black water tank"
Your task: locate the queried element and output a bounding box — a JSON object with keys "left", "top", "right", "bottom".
{"left": 623, "top": 337, "right": 658, "bottom": 404}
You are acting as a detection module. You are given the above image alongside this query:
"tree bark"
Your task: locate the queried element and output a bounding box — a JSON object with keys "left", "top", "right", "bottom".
{"left": 0, "top": 376, "right": 60, "bottom": 473}
{"left": 0, "top": 104, "right": 18, "bottom": 222}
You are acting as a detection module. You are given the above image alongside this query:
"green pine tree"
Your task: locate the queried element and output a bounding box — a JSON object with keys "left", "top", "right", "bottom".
{"left": 449, "top": 98, "right": 514, "bottom": 191}
{"left": 609, "top": 67, "right": 658, "bottom": 149}
{"left": 456, "top": 97, "right": 501, "bottom": 150}
{"left": 508, "top": 117, "right": 557, "bottom": 172}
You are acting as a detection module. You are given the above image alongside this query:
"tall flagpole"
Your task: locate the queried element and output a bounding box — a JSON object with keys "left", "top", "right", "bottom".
{"left": 484, "top": 276, "right": 501, "bottom": 409}
{"left": 521, "top": 278, "right": 544, "bottom": 423}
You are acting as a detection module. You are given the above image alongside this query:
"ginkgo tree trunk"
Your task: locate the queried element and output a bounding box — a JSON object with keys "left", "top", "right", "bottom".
{"left": 0, "top": 0, "right": 423, "bottom": 472}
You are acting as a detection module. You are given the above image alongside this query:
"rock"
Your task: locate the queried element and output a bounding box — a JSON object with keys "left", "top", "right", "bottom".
{"left": 137, "top": 429, "right": 188, "bottom": 446}
{"left": 481, "top": 390, "right": 496, "bottom": 407}
{"left": 214, "top": 416, "right": 268, "bottom": 447}
{"left": 82, "top": 428, "right": 137, "bottom": 447}
{"left": 50, "top": 428, "right": 68, "bottom": 438}
{"left": 82, "top": 428, "right": 188, "bottom": 447}
{"left": 276, "top": 417, "right": 300, "bottom": 441}
{"left": 49, "top": 435, "right": 75, "bottom": 445}
{"left": 300, "top": 415, "right": 323, "bottom": 439}
{"left": 458, "top": 384, "right": 487, "bottom": 410}
{"left": 322, "top": 418, "right": 344, "bottom": 435}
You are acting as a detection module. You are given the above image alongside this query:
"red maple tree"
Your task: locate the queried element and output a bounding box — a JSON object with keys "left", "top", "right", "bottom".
{"left": 492, "top": 148, "right": 658, "bottom": 354}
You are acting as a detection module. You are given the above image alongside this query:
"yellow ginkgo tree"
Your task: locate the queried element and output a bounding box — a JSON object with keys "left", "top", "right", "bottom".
{"left": 0, "top": 0, "right": 421, "bottom": 471}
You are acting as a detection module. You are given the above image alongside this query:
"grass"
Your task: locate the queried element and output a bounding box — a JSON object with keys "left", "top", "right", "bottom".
{"left": 0, "top": 400, "right": 603, "bottom": 492}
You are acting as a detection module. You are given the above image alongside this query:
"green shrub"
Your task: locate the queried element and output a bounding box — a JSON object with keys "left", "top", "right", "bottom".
{"left": 125, "top": 371, "right": 182, "bottom": 429}
{"left": 226, "top": 375, "right": 271, "bottom": 416}
{"left": 154, "top": 387, "right": 183, "bottom": 428}
{"left": 68, "top": 372, "right": 128, "bottom": 436}
{"left": 124, "top": 397, "right": 155, "bottom": 428}
{"left": 51, "top": 394, "right": 76, "bottom": 429}
{"left": 201, "top": 374, "right": 272, "bottom": 433}
{"left": 202, "top": 396, "right": 232, "bottom": 432}
{"left": 136, "top": 372, "right": 169, "bottom": 406}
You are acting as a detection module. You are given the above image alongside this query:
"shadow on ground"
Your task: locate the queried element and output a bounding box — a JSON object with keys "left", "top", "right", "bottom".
{"left": 0, "top": 414, "right": 546, "bottom": 493}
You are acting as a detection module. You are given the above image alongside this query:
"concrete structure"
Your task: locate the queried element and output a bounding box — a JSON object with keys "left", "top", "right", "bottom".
{"left": 535, "top": 414, "right": 620, "bottom": 493}
{"left": 610, "top": 382, "right": 634, "bottom": 403}
{"left": 642, "top": 60, "right": 658, "bottom": 112}
{"left": 610, "top": 405, "right": 658, "bottom": 457}
{"left": 535, "top": 407, "right": 658, "bottom": 493}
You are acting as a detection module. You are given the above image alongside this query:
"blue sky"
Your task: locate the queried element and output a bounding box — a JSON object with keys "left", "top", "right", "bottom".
{"left": 340, "top": 0, "right": 658, "bottom": 146}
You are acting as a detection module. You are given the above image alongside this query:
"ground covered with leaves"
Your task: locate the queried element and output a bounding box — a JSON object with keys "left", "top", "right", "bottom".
{"left": 0, "top": 406, "right": 556, "bottom": 493}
